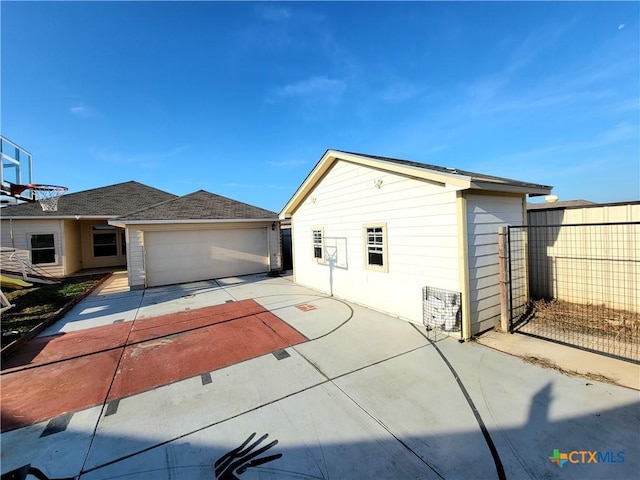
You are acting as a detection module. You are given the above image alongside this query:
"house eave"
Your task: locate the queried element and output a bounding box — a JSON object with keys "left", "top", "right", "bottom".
{"left": 0, "top": 215, "right": 115, "bottom": 221}
{"left": 109, "top": 218, "right": 281, "bottom": 227}
{"left": 469, "top": 181, "right": 552, "bottom": 196}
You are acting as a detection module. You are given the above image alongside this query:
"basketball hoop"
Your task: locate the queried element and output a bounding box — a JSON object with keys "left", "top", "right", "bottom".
{"left": 11, "top": 183, "right": 68, "bottom": 211}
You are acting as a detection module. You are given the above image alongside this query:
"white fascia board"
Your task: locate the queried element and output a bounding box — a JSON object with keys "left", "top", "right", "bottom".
{"left": 470, "top": 181, "right": 552, "bottom": 196}
{"left": 280, "top": 150, "right": 337, "bottom": 218}
{"left": 110, "top": 218, "right": 280, "bottom": 226}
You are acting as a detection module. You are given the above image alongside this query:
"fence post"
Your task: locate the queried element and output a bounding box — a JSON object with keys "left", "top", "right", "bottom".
{"left": 498, "top": 226, "right": 509, "bottom": 332}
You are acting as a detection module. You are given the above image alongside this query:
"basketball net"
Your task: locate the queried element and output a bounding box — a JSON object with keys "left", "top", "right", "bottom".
{"left": 22, "top": 184, "right": 68, "bottom": 212}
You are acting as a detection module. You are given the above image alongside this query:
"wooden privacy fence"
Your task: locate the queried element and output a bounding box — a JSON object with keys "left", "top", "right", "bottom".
{"left": 500, "top": 222, "right": 639, "bottom": 363}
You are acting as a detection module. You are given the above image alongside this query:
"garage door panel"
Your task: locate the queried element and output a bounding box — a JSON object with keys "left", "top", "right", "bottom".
{"left": 145, "top": 229, "right": 268, "bottom": 287}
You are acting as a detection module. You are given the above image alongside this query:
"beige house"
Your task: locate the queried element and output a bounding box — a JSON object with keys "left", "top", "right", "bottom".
{"left": 1, "top": 182, "right": 281, "bottom": 289}
{"left": 0, "top": 182, "right": 176, "bottom": 277}
{"left": 280, "top": 150, "right": 552, "bottom": 340}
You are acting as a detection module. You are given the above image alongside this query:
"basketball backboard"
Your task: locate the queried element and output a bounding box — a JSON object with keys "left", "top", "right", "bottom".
{"left": 1, "top": 136, "right": 34, "bottom": 202}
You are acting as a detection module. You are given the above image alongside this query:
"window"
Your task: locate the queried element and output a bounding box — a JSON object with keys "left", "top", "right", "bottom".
{"left": 93, "top": 225, "right": 118, "bottom": 257}
{"left": 30, "top": 234, "right": 56, "bottom": 264}
{"left": 363, "top": 224, "right": 388, "bottom": 272}
{"left": 366, "top": 227, "right": 384, "bottom": 265}
{"left": 312, "top": 229, "right": 323, "bottom": 260}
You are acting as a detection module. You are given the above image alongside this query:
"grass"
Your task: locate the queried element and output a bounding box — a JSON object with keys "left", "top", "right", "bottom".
{"left": 1, "top": 274, "right": 107, "bottom": 346}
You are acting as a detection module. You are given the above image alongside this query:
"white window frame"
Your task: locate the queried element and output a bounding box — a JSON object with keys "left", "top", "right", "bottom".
{"left": 312, "top": 227, "right": 324, "bottom": 262}
{"left": 91, "top": 224, "right": 127, "bottom": 258}
{"left": 363, "top": 223, "right": 388, "bottom": 273}
{"left": 29, "top": 233, "right": 58, "bottom": 265}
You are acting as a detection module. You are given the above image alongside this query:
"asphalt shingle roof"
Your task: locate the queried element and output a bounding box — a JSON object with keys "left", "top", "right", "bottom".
{"left": 117, "top": 190, "right": 278, "bottom": 221}
{"left": 0, "top": 181, "right": 177, "bottom": 218}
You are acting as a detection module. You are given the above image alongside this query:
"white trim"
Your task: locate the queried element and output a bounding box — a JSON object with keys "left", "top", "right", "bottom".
{"left": 362, "top": 222, "right": 388, "bottom": 273}
{"left": 110, "top": 218, "right": 280, "bottom": 227}
{"left": 470, "top": 180, "right": 551, "bottom": 196}
{"left": 312, "top": 227, "right": 324, "bottom": 263}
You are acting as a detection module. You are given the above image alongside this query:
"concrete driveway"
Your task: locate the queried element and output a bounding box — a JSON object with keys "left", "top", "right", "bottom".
{"left": 1, "top": 273, "right": 638, "bottom": 479}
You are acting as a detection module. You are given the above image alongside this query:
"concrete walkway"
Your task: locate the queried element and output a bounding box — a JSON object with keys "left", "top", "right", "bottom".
{"left": 476, "top": 330, "right": 640, "bottom": 391}
{"left": 1, "top": 274, "right": 638, "bottom": 479}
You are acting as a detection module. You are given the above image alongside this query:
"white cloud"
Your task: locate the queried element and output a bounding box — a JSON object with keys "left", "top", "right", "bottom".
{"left": 423, "top": 145, "right": 448, "bottom": 156}
{"left": 490, "top": 122, "right": 638, "bottom": 167}
{"left": 70, "top": 105, "right": 97, "bottom": 118}
{"left": 93, "top": 146, "right": 187, "bottom": 167}
{"left": 223, "top": 182, "right": 288, "bottom": 190}
{"left": 257, "top": 5, "right": 291, "bottom": 22}
{"left": 223, "top": 182, "right": 258, "bottom": 189}
{"left": 275, "top": 76, "right": 346, "bottom": 100}
{"left": 380, "top": 82, "right": 425, "bottom": 102}
{"left": 267, "top": 159, "right": 307, "bottom": 168}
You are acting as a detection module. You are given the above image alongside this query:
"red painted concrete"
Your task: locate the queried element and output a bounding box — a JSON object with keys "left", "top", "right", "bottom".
{"left": 109, "top": 311, "right": 307, "bottom": 400}
{"left": 1, "top": 349, "right": 122, "bottom": 432}
{"left": 2, "top": 322, "right": 133, "bottom": 373}
{"left": 295, "top": 303, "right": 317, "bottom": 312}
{"left": 128, "top": 300, "right": 266, "bottom": 343}
{"left": 0, "top": 299, "right": 307, "bottom": 433}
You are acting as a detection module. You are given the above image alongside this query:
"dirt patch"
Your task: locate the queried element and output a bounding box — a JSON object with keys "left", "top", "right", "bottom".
{"left": 521, "top": 355, "right": 617, "bottom": 385}
{"left": 1, "top": 274, "right": 108, "bottom": 347}
{"left": 527, "top": 299, "right": 640, "bottom": 340}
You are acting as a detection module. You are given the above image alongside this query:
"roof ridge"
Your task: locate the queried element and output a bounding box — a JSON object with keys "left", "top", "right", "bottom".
{"left": 118, "top": 189, "right": 184, "bottom": 217}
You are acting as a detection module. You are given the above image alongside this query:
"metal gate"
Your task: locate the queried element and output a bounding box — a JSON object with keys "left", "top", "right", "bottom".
{"left": 506, "top": 223, "right": 639, "bottom": 364}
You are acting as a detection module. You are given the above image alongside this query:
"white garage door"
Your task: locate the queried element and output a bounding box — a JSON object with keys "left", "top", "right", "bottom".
{"left": 145, "top": 228, "right": 269, "bottom": 287}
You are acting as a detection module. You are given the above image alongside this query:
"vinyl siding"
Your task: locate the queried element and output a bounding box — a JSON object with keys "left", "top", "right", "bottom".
{"left": 466, "top": 193, "right": 524, "bottom": 334}
{"left": 128, "top": 228, "right": 145, "bottom": 288}
{"left": 0, "top": 219, "right": 65, "bottom": 277}
{"left": 291, "top": 160, "right": 461, "bottom": 324}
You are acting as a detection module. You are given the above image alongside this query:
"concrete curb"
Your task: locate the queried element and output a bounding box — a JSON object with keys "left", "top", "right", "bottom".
{"left": 1, "top": 272, "right": 113, "bottom": 362}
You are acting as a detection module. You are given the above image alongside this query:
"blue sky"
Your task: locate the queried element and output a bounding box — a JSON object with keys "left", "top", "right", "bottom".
{"left": 2, "top": 1, "right": 638, "bottom": 212}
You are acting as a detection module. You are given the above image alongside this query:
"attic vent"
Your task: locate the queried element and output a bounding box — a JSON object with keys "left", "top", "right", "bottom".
{"left": 445, "top": 167, "right": 458, "bottom": 173}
